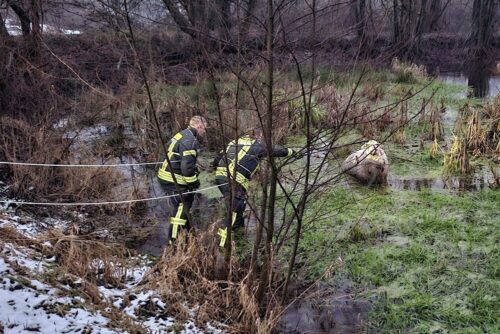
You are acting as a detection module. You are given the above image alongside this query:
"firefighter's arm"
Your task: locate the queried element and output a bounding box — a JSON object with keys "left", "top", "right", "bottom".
{"left": 180, "top": 143, "right": 200, "bottom": 189}
{"left": 272, "top": 144, "right": 295, "bottom": 158}
{"left": 256, "top": 140, "right": 295, "bottom": 159}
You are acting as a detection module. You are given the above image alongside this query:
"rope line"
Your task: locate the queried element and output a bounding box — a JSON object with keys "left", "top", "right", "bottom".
{"left": 0, "top": 161, "right": 163, "bottom": 167}
{"left": 0, "top": 183, "right": 226, "bottom": 207}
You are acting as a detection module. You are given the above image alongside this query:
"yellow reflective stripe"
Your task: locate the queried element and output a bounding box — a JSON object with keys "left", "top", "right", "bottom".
{"left": 235, "top": 173, "right": 249, "bottom": 190}
{"left": 235, "top": 140, "right": 252, "bottom": 161}
{"left": 167, "top": 133, "right": 183, "bottom": 159}
{"left": 287, "top": 148, "right": 294, "bottom": 156}
{"left": 226, "top": 140, "right": 252, "bottom": 182}
{"left": 215, "top": 168, "right": 249, "bottom": 190}
{"left": 158, "top": 169, "right": 188, "bottom": 185}
{"left": 218, "top": 227, "right": 227, "bottom": 247}
{"left": 171, "top": 203, "right": 186, "bottom": 239}
{"left": 171, "top": 218, "right": 186, "bottom": 239}
{"left": 236, "top": 137, "right": 254, "bottom": 146}
{"left": 175, "top": 203, "right": 184, "bottom": 219}
{"left": 226, "top": 137, "right": 254, "bottom": 152}
{"left": 226, "top": 140, "right": 235, "bottom": 152}
{"left": 168, "top": 144, "right": 175, "bottom": 159}
{"left": 184, "top": 175, "right": 198, "bottom": 183}
{"left": 183, "top": 150, "right": 197, "bottom": 156}
{"left": 215, "top": 168, "right": 227, "bottom": 177}
{"left": 231, "top": 212, "right": 237, "bottom": 226}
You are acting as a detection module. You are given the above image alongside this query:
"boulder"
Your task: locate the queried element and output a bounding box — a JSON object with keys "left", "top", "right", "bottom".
{"left": 342, "top": 140, "right": 388, "bottom": 185}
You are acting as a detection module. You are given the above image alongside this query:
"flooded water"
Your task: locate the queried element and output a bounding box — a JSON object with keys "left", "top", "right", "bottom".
{"left": 439, "top": 73, "right": 500, "bottom": 98}
{"left": 388, "top": 173, "right": 494, "bottom": 192}
{"left": 279, "top": 280, "right": 370, "bottom": 333}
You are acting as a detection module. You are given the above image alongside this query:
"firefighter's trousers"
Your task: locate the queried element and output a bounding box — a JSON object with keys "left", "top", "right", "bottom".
{"left": 215, "top": 177, "right": 246, "bottom": 247}
{"left": 160, "top": 183, "right": 195, "bottom": 242}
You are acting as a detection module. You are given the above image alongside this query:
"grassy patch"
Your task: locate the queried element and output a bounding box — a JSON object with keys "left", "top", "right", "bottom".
{"left": 293, "top": 187, "right": 499, "bottom": 332}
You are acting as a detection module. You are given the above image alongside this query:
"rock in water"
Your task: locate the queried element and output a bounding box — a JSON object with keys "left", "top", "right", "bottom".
{"left": 342, "top": 140, "right": 388, "bottom": 185}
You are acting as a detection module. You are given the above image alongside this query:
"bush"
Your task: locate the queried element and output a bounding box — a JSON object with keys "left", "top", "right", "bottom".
{"left": 391, "top": 58, "right": 427, "bottom": 84}
{"left": 0, "top": 116, "right": 122, "bottom": 203}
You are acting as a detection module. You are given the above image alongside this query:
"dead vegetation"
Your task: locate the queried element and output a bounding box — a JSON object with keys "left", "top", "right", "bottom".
{"left": 443, "top": 98, "right": 498, "bottom": 176}
{"left": 0, "top": 117, "right": 123, "bottom": 203}
{"left": 391, "top": 58, "right": 427, "bottom": 83}
{"left": 141, "top": 231, "right": 281, "bottom": 333}
{"left": 45, "top": 227, "right": 127, "bottom": 287}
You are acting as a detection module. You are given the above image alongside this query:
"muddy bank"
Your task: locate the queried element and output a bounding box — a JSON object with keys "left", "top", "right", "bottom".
{"left": 279, "top": 280, "right": 371, "bottom": 334}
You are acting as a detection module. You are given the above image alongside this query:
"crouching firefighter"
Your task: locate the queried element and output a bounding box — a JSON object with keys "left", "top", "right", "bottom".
{"left": 214, "top": 128, "right": 296, "bottom": 248}
{"left": 157, "top": 116, "right": 207, "bottom": 244}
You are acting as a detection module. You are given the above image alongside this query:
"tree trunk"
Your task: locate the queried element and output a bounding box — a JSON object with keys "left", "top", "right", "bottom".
{"left": 162, "top": 0, "right": 198, "bottom": 39}
{"left": 8, "top": 0, "right": 32, "bottom": 36}
{"left": 0, "top": 12, "right": 9, "bottom": 38}
{"left": 354, "top": 0, "right": 366, "bottom": 42}
{"left": 256, "top": 0, "right": 275, "bottom": 311}
{"left": 392, "top": 0, "right": 399, "bottom": 44}
{"left": 467, "top": 0, "right": 496, "bottom": 97}
{"left": 240, "top": 0, "right": 257, "bottom": 41}
{"left": 469, "top": 0, "right": 496, "bottom": 59}
{"left": 427, "top": 0, "right": 443, "bottom": 32}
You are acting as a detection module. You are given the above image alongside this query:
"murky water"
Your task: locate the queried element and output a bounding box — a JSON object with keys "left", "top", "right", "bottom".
{"left": 279, "top": 280, "right": 370, "bottom": 333}
{"left": 439, "top": 73, "right": 500, "bottom": 98}
{"left": 388, "top": 173, "right": 494, "bottom": 192}
{"left": 387, "top": 161, "right": 498, "bottom": 192}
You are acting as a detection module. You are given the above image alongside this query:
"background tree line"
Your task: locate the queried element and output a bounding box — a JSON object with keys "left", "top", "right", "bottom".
{"left": 1, "top": 1, "right": 498, "bottom": 57}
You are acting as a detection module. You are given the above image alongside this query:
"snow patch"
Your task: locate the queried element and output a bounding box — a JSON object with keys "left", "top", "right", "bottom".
{"left": 0, "top": 211, "right": 225, "bottom": 333}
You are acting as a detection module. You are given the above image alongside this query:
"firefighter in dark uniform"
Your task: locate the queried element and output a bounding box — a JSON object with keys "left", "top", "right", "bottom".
{"left": 157, "top": 116, "right": 207, "bottom": 243}
{"left": 214, "top": 128, "right": 295, "bottom": 247}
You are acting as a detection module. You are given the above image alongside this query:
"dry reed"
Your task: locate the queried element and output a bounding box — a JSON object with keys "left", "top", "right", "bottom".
{"left": 43, "top": 228, "right": 127, "bottom": 287}
{"left": 141, "top": 230, "right": 281, "bottom": 333}
{"left": 443, "top": 135, "right": 471, "bottom": 175}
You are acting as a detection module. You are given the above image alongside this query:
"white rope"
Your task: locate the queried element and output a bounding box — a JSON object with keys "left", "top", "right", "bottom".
{"left": 0, "top": 161, "right": 163, "bottom": 167}
{"left": 0, "top": 183, "right": 227, "bottom": 206}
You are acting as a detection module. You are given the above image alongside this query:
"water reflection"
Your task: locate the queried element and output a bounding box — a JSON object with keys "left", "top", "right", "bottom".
{"left": 388, "top": 173, "right": 494, "bottom": 192}
{"left": 439, "top": 73, "right": 500, "bottom": 98}
{"left": 467, "top": 60, "right": 491, "bottom": 97}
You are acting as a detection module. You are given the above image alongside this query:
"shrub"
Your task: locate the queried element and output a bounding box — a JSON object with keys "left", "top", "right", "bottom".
{"left": 391, "top": 58, "right": 427, "bottom": 84}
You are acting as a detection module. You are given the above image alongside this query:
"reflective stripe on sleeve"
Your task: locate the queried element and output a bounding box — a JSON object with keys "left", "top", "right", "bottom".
{"left": 184, "top": 175, "right": 198, "bottom": 183}
{"left": 183, "top": 150, "right": 197, "bottom": 156}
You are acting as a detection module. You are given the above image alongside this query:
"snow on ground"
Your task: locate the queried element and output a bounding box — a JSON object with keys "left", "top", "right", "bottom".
{"left": 4, "top": 18, "right": 81, "bottom": 36}
{"left": 0, "top": 201, "right": 224, "bottom": 334}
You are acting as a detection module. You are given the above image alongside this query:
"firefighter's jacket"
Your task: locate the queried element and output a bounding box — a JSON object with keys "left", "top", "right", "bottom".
{"left": 215, "top": 136, "right": 294, "bottom": 190}
{"left": 158, "top": 127, "right": 200, "bottom": 187}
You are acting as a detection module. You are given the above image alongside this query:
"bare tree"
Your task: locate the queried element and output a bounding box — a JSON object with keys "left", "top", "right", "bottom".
{"left": 0, "top": 10, "right": 9, "bottom": 37}
{"left": 161, "top": 0, "right": 231, "bottom": 40}
{"left": 7, "top": 0, "right": 32, "bottom": 35}
{"left": 469, "top": 0, "right": 496, "bottom": 59}
{"left": 467, "top": 0, "right": 497, "bottom": 97}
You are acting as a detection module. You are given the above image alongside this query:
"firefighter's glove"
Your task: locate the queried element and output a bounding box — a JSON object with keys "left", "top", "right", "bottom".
{"left": 187, "top": 180, "right": 200, "bottom": 191}
{"left": 211, "top": 156, "right": 221, "bottom": 170}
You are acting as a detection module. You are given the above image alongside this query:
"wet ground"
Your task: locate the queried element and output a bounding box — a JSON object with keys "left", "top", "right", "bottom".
{"left": 278, "top": 280, "right": 370, "bottom": 334}
{"left": 137, "top": 174, "right": 222, "bottom": 256}
{"left": 387, "top": 169, "right": 498, "bottom": 192}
